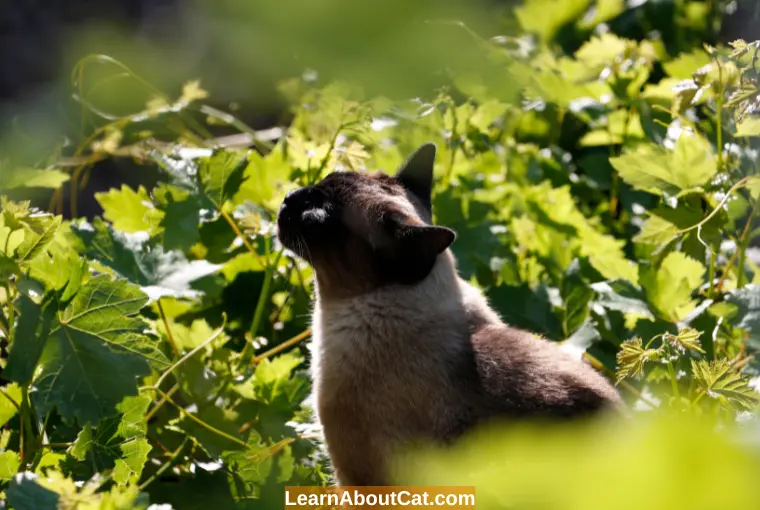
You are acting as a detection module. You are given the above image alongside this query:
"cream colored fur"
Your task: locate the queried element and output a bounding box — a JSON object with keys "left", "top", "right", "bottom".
{"left": 309, "top": 249, "right": 501, "bottom": 485}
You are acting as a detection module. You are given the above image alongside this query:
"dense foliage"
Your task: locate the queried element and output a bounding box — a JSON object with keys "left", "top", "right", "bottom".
{"left": 3, "top": 0, "right": 760, "bottom": 508}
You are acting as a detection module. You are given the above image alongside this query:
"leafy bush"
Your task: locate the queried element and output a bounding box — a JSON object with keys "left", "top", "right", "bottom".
{"left": 2, "top": 0, "right": 760, "bottom": 508}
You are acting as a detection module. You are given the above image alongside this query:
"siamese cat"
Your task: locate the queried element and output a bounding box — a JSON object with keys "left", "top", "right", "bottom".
{"left": 276, "top": 143, "right": 622, "bottom": 486}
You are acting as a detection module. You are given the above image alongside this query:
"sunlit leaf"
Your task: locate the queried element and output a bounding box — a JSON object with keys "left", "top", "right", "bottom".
{"left": 692, "top": 359, "right": 758, "bottom": 410}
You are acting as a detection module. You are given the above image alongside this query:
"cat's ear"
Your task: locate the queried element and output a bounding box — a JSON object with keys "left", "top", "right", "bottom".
{"left": 396, "top": 143, "right": 436, "bottom": 207}
{"left": 384, "top": 213, "right": 455, "bottom": 255}
{"left": 398, "top": 224, "right": 456, "bottom": 254}
{"left": 379, "top": 213, "right": 455, "bottom": 283}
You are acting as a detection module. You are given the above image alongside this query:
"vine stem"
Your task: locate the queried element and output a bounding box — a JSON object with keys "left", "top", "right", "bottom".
{"left": 666, "top": 360, "right": 682, "bottom": 411}
{"left": 716, "top": 58, "right": 725, "bottom": 173}
{"left": 582, "top": 353, "right": 660, "bottom": 409}
{"left": 675, "top": 176, "right": 754, "bottom": 235}
{"left": 153, "top": 321, "right": 226, "bottom": 390}
{"left": 0, "top": 387, "right": 20, "bottom": 411}
{"left": 252, "top": 328, "right": 311, "bottom": 365}
{"left": 139, "top": 438, "right": 190, "bottom": 491}
{"left": 240, "top": 240, "right": 284, "bottom": 365}
{"left": 736, "top": 200, "right": 759, "bottom": 289}
{"left": 157, "top": 299, "right": 180, "bottom": 356}
{"left": 715, "top": 199, "right": 759, "bottom": 293}
{"left": 220, "top": 209, "right": 264, "bottom": 267}
{"left": 145, "top": 384, "right": 179, "bottom": 423}
{"left": 150, "top": 388, "right": 249, "bottom": 449}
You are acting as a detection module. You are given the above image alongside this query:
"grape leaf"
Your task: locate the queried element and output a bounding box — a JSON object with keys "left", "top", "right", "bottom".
{"left": 0, "top": 382, "right": 22, "bottom": 427}
{"left": 726, "top": 285, "right": 760, "bottom": 348}
{"left": 641, "top": 252, "right": 705, "bottom": 323}
{"left": 6, "top": 473, "right": 60, "bottom": 510}
{"left": 610, "top": 133, "right": 717, "bottom": 196}
{"left": 198, "top": 149, "right": 249, "bottom": 208}
{"left": 67, "top": 396, "right": 152, "bottom": 484}
{"left": 15, "top": 215, "right": 61, "bottom": 264}
{"left": 4, "top": 292, "right": 59, "bottom": 384}
{"left": 692, "top": 359, "right": 759, "bottom": 410}
{"left": 0, "top": 168, "right": 69, "bottom": 190}
{"left": 71, "top": 218, "right": 221, "bottom": 300}
{"left": 0, "top": 450, "right": 20, "bottom": 480}
{"left": 616, "top": 337, "right": 661, "bottom": 381}
{"left": 222, "top": 431, "right": 274, "bottom": 488}
{"left": 113, "top": 437, "right": 151, "bottom": 485}
{"left": 31, "top": 276, "right": 168, "bottom": 425}
{"left": 95, "top": 185, "right": 163, "bottom": 234}
{"left": 560, "top": 260, "right": 593, "bottom": 336}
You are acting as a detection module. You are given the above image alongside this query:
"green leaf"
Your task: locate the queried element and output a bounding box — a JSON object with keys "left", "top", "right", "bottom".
{"left": 66, "top": 396, "right": 151, "bottom": 484}
{"left": 6, "top": 474, "right": 60, "bottom": 510}
{"left": 0, "top": 168, "right": 69, "bottom": 190}
{"left": 15, "top": 215, "right": 62, "bottom": 264}
{"left": 0, "top": 450, "right": 21, "bottom": 480}
{"left": 32, "top": 276, "right": 167, "bottom": 425}
{"left": 234, "top": 149, "right": 292, "bottom": 211}
{"left": 95, "top": 185, "right": 162, "bottom": 234}
{"left": 34, "top": 452, "right": 65, "bottom": 475}
{"left": 222, "top": 431, "right": 274, "bottom": 487}
{"left": 727, "top": 285, "right": 760, "bottom": 348}
{"left": 71, "top": 218, "right": 220, "bottom": 300}
{"left": 692, "top": 359, "right": 759, "bottom": 410}
{"left": 112, "top": 437, "right": 151, "bottom": 485}
{"left": 515, "top": 0, "right": 592, "bottom": 42}
{"left": 4, "top": 292, "right": 59, "bottom": 384}
{"left": 0, "top": 383, "right": 22, "bottom": 427}
{"left": 668, "top": 328, "right": 705, "bottom": 354}
{"left": 560, "top": 260, "right": 593, "bottom": 337}
{"left": 616, "top": 337, "right": 661, "bottom": 381}
{"left": 642, "top": 252, "right": 705, "bottom": 323}
{"left": 233, "top": 352, "right": 307, "bottom": 406}
{"left": 170, "top": 405, "right": 247, "bottom": 458}
{"left": 610, "top": 133, "right": 717, "bottom": 196}
{"left": 198, "top": 149, "right": 249, "bottom": 208}
{"left": 735, "top": 116, "right": 760, "bottom": 137}
{"left": 487, "top": 284, "right": 564, "bottom": 340}
{"left": 69, "top": 424, "right": 94, "bottom": 462}
{"left": 634, "top": 215, "right": 681, "bottom": 245}
{"left": 663, "top": 49, "right": 711, "bottom": 79}
{"left": 159, "top": 194, "right": 202, "bottom": 251}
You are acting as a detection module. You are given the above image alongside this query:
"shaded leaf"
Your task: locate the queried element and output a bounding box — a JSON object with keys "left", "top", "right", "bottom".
{"left": 6, "top": 473, "right": 60, "bottom": 510}
{"left": 4, "top": 292, "right": 59, "bottom": 384}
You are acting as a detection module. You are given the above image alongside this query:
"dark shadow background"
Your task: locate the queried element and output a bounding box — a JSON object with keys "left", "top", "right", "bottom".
{"left": 1, "top": 0, "right": 758, "bottom": 219}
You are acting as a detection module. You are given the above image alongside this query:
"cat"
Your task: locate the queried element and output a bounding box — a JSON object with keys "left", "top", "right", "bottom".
{"left": 276, "top": 142, "right": 623, "bottom": 486}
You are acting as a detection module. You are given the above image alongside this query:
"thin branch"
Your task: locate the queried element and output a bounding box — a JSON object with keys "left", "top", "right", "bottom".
{"left": 139, "top": 437, "right": 190, "bottom": 490}
{"left": 157, "top": 299, "right": 180, "bottom": 356}
{"left": 149, "top": 388, "right": 248, "bottom": 450}
{"left": 145, "top": 384, "right": 180, "bottom": 423}
{"left": 253, "top": 328, "right": 312, "bottom": 365}
{"left": 153, "top": 320, "right": 226, "bottom": 390}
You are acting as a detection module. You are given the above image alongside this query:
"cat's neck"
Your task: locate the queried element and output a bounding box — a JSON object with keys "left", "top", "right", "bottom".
{"left": 313, "top": 251, "right": 502, "bottom": 335}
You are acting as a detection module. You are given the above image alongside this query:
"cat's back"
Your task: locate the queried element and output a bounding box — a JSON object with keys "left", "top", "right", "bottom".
{"left": 466, "top": 324, "right": 622, "bottom": 420}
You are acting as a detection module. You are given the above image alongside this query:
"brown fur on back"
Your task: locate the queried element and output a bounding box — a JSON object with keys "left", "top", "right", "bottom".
{"left": 276, "top": 144, "right": 624, "bottom": 486}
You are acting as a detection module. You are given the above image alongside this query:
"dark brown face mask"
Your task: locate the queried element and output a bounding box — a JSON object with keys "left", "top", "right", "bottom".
{"left": 275, "top": 143, "right": 456, "bottom": 298}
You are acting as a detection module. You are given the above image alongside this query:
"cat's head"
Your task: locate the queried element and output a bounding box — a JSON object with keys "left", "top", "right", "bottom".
{"left": 276, "top": 143, "right": 455, "bottom": 298}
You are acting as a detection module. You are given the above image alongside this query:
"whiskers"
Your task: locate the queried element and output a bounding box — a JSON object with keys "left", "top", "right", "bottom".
{"left": 295, "top": 234, "right": 314, "bottom": 265}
